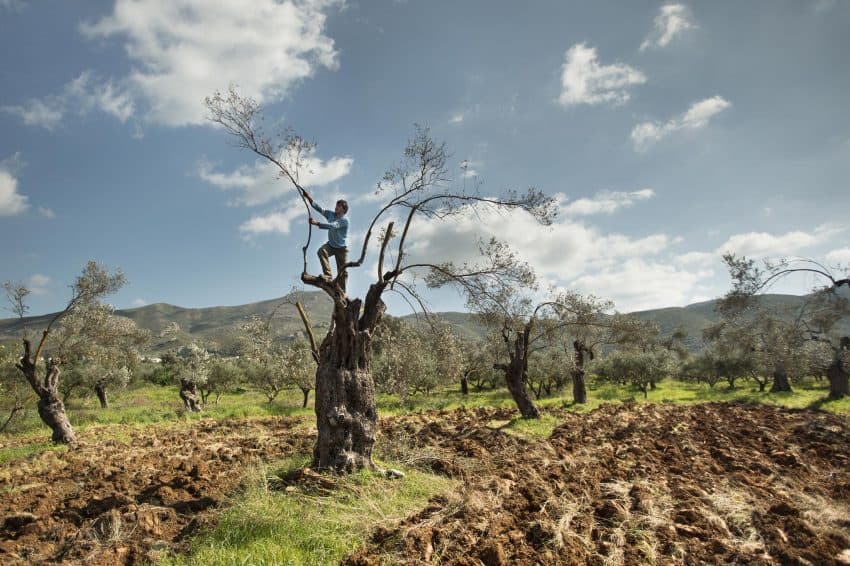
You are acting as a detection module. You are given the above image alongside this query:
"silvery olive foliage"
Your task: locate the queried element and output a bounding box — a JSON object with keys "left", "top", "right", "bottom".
{"left": 52, "top": 303, "right": 150, "bottom": 403}
{"left": 240, "top": 316, "right": 314, "bottom": 403}
{"left": 589, "top": 348, "right": 677, "bottom": 398}
{"left": 373, "top": 318, "right": 463, "bottom": 400}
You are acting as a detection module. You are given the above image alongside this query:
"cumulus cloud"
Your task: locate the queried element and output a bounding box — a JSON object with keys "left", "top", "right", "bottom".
{"left": 3, "top": 71, "right": 134, "bottom": 129}
{"left": 0, "top": 154, "right": 29, "bottom": 216}
{"left": 826, "top": 248, "right": 850, "bottom": 265}
{"left": 28, "top": 274, "right": 50, "bottom": 295}
{"left": 558, "top": 43, "right": 646, "bottom": 107}
{"left": 200, "top": 148, "right": 353, "bottom": 207}
{"left": 562, "top": 188, "right": 655, "bottom": 216}
{"left": 80, "top": 0, "right": 341, "bottom": 126}
{"left": 401, "top": 193, "right": 669, "bottom": 285}
{"left": 132, "top": 298, "right": 148, "bottom": 307}
{"left": 449, "top": 113, "right": 464, "bottom": 124}
{"left": 239, "top": 199, "right": 304, "bottom": 238}
{"left": 37, "top": 206, "right": 56, "bottom": 219}
{"left": 718, "top": 224, "right": 843, "bottom": 257}
{"left": 569, "top": 259, "right": 711, "bottom": 312}
{"left": 640, "top": 4, "right": 698, "bottom": 51}
{"left": 631, "top": 95, "right": 730, "bottom": 150}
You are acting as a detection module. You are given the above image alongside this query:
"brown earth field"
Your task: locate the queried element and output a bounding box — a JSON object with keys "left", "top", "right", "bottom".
{"left": 4, "top": 402, "right": 850, "bottom": 565}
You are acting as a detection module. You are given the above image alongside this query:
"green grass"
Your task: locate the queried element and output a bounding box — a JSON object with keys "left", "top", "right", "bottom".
{"left": 161, "top": 456, "right": 457, "bottom": 566}
{"left": 0, "top": 441, "right": 66, "bottom": 465}
{"left": 3, "top": 384, "right": 314, "bottom": 437}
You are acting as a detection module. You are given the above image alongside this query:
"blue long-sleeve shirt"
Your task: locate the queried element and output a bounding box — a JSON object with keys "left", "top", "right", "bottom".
{"left": 311, "top": 201, "right": 349, "bottom": 249}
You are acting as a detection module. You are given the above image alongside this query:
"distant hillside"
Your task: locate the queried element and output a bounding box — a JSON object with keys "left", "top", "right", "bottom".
{"left": 0, "top": 291, "right": 335, "bottom": 355}
{"left": 2, "top": 291, "right": 847, "bottom": 355}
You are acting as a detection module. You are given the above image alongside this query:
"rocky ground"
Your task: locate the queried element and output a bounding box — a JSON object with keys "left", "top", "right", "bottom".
{"left": 3, "top": 402, "right": 850, "bottom": 564}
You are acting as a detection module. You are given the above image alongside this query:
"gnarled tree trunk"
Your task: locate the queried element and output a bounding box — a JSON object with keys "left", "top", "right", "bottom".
{"left": 94, "top": 383, "right": 109, "bottom": 409}
{"left": 310, "top": 280, "right": 386, "bottom": 473}
{"left": 179, "top": 380, "right": 202, "bottom": 412}
{"left": 300, "top": 387, "right": 311, "bottom": 408}
{"left": 828, "top": 338, "right": 849, "bottom": 400}
{"left": 770, "top": 361, "right": 792, "bottom": 393}
{"left": 495, "top": 357, "right": 540, "bottom": 419}
{"left": 16, "top": 339, "right": 77, "bottom": 445}
{"left": 571, "top": 340, "right": 593, "bottom": 405}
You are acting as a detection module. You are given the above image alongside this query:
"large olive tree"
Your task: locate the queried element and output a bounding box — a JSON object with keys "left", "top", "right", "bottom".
{"left": 206, "top": 87, "right": 553, "bottom": 472}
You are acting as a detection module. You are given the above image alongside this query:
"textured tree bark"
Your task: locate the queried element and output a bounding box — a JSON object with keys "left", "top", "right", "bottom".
{"left": 301, "top": 387, "right": 311, "bottom": 408}
{"left": 571, "top": 340, "right": 592, "bottom": 405}
{"left": 496, "top": 360, "right": 540, "bottom": 419}
{"left": 37, "top": 394, "right": 76, "bottom": 444}
{"left": 310, "top": 283, "right": 385, "bottom": 473}
{"left": 94, "top": 383, "right": 109, "bottom": 409}
{"left": 827, "top": 359, "right": 848, "bottom": 400}
{"left": 179, "top": 380, "right": 202, "bottom": 412}
{"left": 460, "top": 374, "right": 469, "bottom": 396}
{"left": 17, "top": 339, "right": 77, "bottom": 445}
{"left": 770, "top": 363, "right": 792, "bottom": 393}
{"left": 572, "top": 371, "right": 587, "bottom": 405}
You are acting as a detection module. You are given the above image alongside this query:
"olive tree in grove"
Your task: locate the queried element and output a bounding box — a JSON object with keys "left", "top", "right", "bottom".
{"left": 558, "top": 299, "right": 653, "bottom": 404}
{"left": 589, "top": 348, "right": 677, "bottom": 398}
{"left": 373, "top": 318, "right": 463, "bottom": 400}
{"left": 721, "top": 254, "right": 849, "bottom": 396}
{"left": 2, "top": 283, "right": 35, "bottom": 432}
{"left": 428, "top": 249, "right": 630, "bottom": 417}
{"left": 458, "top": 333, "right": 503, "bottom": 394}
{"left": 207, "top": 87, "right": 553, "bottom": 471}
{"left": 160, "top": 324, "right": 209, "bottom": 412}
{"left": 52, "top": 303, "right": 150, "bottom": 408}
{"left": 4, "top": 262, "right": 125, "bottom": 444}
{"left": 202, "top": 358, "right": 243, "bottom": 405}
{"left": 240, "top": 315, "right": 314, "bottom": 406}
{"left": 1, "top": 345, "right": 33, "bottom": 433}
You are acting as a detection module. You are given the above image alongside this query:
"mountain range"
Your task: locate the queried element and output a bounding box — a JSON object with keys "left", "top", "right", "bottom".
{"left": 1, "top": 291, "right": 847, "bottom": 355}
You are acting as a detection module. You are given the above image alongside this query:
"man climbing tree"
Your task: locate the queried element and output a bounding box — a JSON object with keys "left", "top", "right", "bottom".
{"left": 303, "top": 191, "right": 350, "bottom": 293}
{"left": 206, "top": 86, "right": 554, "bottom": 472}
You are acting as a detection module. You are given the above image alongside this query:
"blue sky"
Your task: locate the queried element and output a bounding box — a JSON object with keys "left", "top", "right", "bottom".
{"left": 2, "top": 0, "right": 849, "bottom": 317}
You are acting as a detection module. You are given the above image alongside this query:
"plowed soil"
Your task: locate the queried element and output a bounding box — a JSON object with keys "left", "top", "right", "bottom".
{"left": 351, "top": 403, "right": 850, "bottom": 565}
{"left": 3, "top": 402, "right": 850, "bottom": 565}
{"left": 0, "top": 417, "right": 314, "bottom": 564}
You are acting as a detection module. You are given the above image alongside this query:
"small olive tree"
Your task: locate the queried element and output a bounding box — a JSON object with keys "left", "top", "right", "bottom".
{"left": 52, "top": 303, "right": 149, "bottom": 408}
{"left": 722, "top": 254, "right": 850, "bottom": 398}
{"left": 590, "top": 348, "right": 676, "bottom": 398}
{"left": 4, "top": 262, "right": 125, "bottom": 444}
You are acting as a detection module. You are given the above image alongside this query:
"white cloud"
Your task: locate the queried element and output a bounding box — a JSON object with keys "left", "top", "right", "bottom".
{"left": 2, "top": 98, "right": 64, "bottom": 130}
{"left": 80, "top": 0, "right": 341, "bottom": 126}
{"left": 562, "top": 188, "right": 655, "bottom": 216}
{"left": 631, "top": 95, "right": 730, "bottom": 150}
{"left": 239, "top": 199, "right": 304, "bottom": 238}
{"left": 132, "top": 298, "right": 148, "bottom": 307}
{"left": 402, "top": 194, "right": 669, "bottom": 286}
{"left": 200, "top": 148, "right": 353, "bottom": 207}
{"left": 826, "top": 248, "right": 850, "bottom": 265}
{"left": 449, "top": 113, "right": 464, "bottom": 124}
{"left": 3, "top": 71, "right": 134, "bottom": 129}
{"left": 37, "top": 206, "right": 56, "bottom": 219}
{"left": 640, "top": 4, "right": 698, "bottom": 51}
{"left": 718, "top": 224, "right": 842, "bottom": 257}
{"left": 28, "top": 274, "right": 50, "bottom": 295}
{"left": 0, "top": 155, "right": 29, "bottom": 216}
{"left": 569, "top": 259, "right": 711, "bottom": 312}
{"left": 558, "top": 43, "right": 647, "bottom": 107}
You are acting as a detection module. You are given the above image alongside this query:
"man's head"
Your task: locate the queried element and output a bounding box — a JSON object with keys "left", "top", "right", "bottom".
{"left": 335, "top": 199, "right": 349, "bottom": 217}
